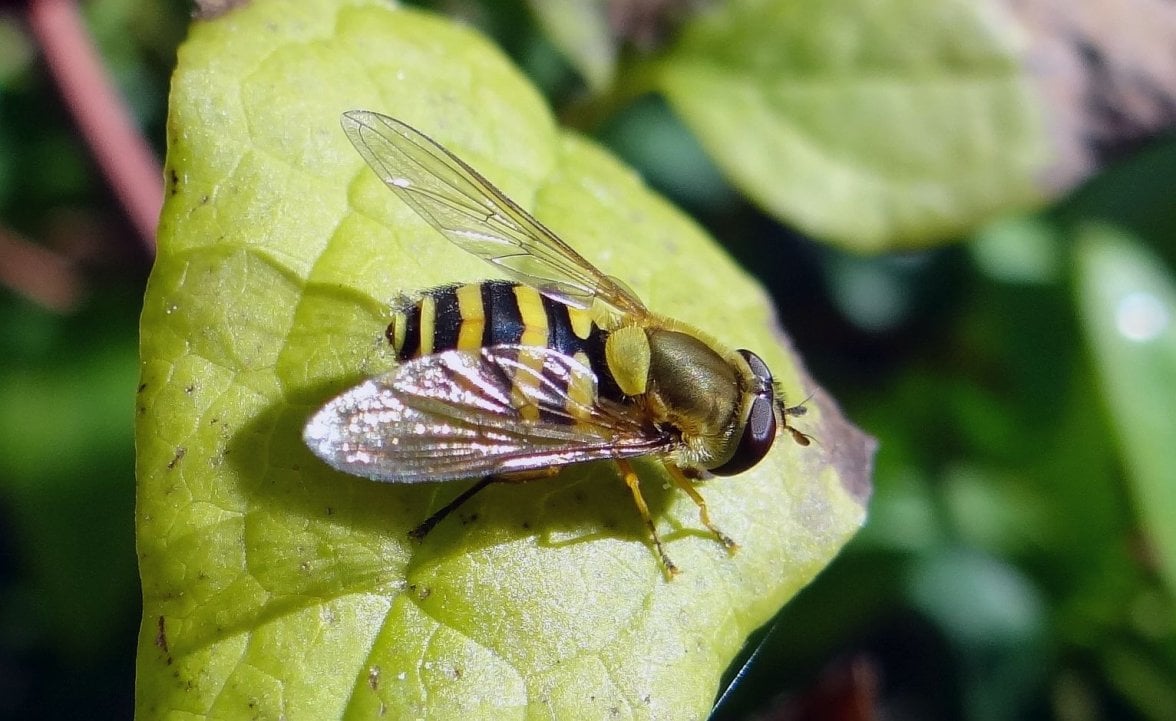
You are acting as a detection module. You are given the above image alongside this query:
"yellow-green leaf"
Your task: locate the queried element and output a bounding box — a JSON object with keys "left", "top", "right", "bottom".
{"left": 136, "top": 1, "right": 874, "bottom": 719}
{"left": 659, "top": 0, "right": 1050, "bottom": 251}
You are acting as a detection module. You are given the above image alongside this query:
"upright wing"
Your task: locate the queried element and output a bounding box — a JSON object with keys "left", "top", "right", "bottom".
{"left": 341, "top": 110, "right": 647, "bottom": 319}
{"left": 304, "top": 345, "right": 674, "bottom": 482}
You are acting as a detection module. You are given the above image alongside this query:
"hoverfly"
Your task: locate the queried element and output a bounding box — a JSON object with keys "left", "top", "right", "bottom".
{"left": 303, "top": 111, "right": 810, "bottom": 576}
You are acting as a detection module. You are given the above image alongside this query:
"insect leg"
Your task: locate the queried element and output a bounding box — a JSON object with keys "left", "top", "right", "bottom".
{"left": 408, "top": 477, "right": 496, "bottom": 540}
{"left": 616, "top": 458, "right": 678, "bottom": 577}
{"left": 664, "top": 462, "right": 739, "bottom": 553}
{"left": 408, "top": 468, "right": 561, "bottom": 540}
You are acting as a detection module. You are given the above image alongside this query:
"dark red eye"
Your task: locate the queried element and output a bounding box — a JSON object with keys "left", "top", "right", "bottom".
{"left": 711, "top": 350, "right": 777, "bottom": 476}
{"left": 712, "top": 394, "right": 777, "bottom": 476}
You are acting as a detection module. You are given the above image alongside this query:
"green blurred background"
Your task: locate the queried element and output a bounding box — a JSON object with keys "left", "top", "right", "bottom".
{"left": 1, "top": 1, "right": 1173, "bottom": 719}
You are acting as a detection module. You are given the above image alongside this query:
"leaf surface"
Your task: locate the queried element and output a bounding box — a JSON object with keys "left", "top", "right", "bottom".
{"left": 136, "top": 2, "right": 874, "bottom": 719}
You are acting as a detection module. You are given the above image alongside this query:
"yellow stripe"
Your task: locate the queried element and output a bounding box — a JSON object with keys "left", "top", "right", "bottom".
{"left": 509, "top": 286, "right": 549, "bottom": 422}
{"left": 388, "top": 312, "right": 407, "bottom": 353}
{"left": 511, "top": 349, "right": 543, "bottom": 424}
{"left": 568, "top": 351, "right": 595, "bottom": 421}
{"left": 419, "top": 295, "right": 436, "bottom": 356}
{"left": 568, "top": 307, "right": 594, "bottom": 340}
{"left": 514, "top": 285, "right": 548, "bottom": 346}
{"left": 455, "top": 284, "right": 485, "bottom": 350}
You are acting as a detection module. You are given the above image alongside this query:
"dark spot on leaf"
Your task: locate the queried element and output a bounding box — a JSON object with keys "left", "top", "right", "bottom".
{"left": 138, "top": 382, "right": 148, "bottom": 393}
{"left": 168, "top": 169, "right": 179, "bottom": 196}
{"left": 167, "top": 447, "right": 186, "bottom": 470}
{"left": 184, "top": 385, "right": 194, "bottom": 394}
{"left": 155, "top": 616, "right": 172, "bottom": 664}
{"left": 368, "top": 665, "right": 380, "bottom": 691}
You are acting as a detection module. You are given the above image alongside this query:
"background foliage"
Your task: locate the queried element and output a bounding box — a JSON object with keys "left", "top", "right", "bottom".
{"left": 0, "top": 0, "right": 1173, "bottom": 719}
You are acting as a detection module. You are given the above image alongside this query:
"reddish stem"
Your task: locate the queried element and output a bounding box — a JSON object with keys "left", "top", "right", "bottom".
{"left": 0, "top": 225, "right": 85, "bottom": 312}
{"left": 26, "top": 0, "right": 162, "bottom": 253}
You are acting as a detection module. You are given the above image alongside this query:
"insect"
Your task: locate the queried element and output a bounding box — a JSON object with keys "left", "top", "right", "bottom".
{"left": 303, "top": 110, "right": 811, "bottom": 576}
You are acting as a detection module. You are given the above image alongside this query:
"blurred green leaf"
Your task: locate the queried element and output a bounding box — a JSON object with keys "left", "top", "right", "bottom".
{"left": 597, "top": 97, "right": 735, "bottom": 212}
{"left": 658, "top": 0, "right": 1048, "bottom": 251}
{"left": 528, "top": 0, "right": 616, "bottom": 91}
{"left": 0, "top": 293, "right": 139, "bottom": 661}
{"left": 135, "top": 1, "right": 872, "bottom": 719}
{"left": 1104, "top": 641, "right": 1176, "bottom": 721}
{"left": 0, "top": 17, "right": 34, "bottom": 86}
{"left": 1075, "top": 225, "right": 1176, "bottom": 599}
{"left": 907, "top": 549, "right": 1048, "bottom": 721}
{"left": 970, "top": 216, "right": 1062, "bottom": 285}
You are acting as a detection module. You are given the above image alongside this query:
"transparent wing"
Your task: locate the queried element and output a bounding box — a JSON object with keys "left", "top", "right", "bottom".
{"left": 341, "top": 110, "right": 647, "bottom": 317}
{"left": 304, "top": 345, "right": 674, "bottom": 482}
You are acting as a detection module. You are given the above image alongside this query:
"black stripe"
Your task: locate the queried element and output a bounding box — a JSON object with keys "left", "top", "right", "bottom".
{"left": 542, "top": 294, "right": 577, "bottom": 358}
{"left": 483, "top": 344, "right": 518, "bottom": 393}
{"left": 539, "top": 294, "right": 624, "bottom": 403}
{"left": 584, "top": 326, "right": 624, "bottom": 403}
{"left": 432, "top": 284, "right": 462, "bottom": 353}
{"left": 532, "top": 296, "right": 572, "bottom": 425}
{"left": 482, "top": 280, "right": 525, "bottom": 347}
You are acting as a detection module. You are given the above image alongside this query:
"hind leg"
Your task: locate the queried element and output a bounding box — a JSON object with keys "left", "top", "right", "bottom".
{"left": 616, "top": 458, "right": 678, "bottom": 578}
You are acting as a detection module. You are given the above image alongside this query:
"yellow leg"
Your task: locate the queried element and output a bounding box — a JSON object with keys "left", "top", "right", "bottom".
{"left": 664, "top": 462, "right": 739, "bottom": 553}
{"left": 616, "top": 458, "right": 678, "bottom": 578}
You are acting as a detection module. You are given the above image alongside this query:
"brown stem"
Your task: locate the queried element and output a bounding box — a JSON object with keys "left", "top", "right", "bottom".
{"left": 26, "top": 0, "right": 162, "bottom": 254}
{"left": 0, "top": 224, "right": 85, "bottom": 312}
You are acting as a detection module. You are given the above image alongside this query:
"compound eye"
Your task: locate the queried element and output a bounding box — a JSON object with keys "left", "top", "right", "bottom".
{"left": 737, "top": 349, "right": 773, "bottom": 390}
{"left": 711, "top": 393, "right": 777, "bottom": 476}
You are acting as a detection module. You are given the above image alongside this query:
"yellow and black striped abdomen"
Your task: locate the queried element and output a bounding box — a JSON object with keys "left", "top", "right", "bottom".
{"left": 388, "top": 280, "right": 625, "bottom": 401}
